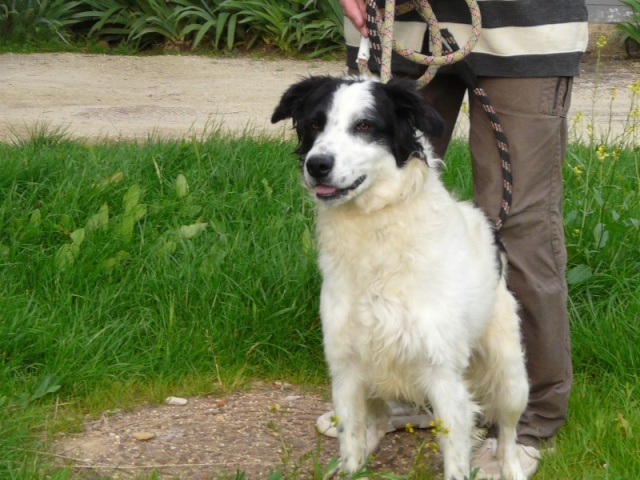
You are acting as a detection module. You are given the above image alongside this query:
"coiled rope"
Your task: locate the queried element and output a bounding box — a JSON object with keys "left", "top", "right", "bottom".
{"left": 357, "top": 0, "right": 512, "bottom": 230}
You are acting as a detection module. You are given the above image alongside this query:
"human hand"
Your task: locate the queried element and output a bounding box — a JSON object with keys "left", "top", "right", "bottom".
{"left": 340, "top": 0, "right": 368, "bottom": 37}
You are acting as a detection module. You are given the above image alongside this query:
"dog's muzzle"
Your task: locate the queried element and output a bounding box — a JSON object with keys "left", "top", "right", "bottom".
{"left": 305, "top": 154, "right": 366, "bottom": 201}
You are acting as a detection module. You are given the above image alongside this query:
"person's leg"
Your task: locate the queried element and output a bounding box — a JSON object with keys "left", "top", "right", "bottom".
{"left": 468, "top": 76, "right": 573, "bottom": 447}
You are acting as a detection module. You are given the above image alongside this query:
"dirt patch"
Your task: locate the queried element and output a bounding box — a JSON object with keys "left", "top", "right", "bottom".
{"left": 54, "top": 382, "right": 441, "bottom": 479}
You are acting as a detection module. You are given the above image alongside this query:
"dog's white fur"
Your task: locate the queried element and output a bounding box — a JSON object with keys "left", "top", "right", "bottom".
{"left": 272, "top": 77, "right": 529, "bottom": 480}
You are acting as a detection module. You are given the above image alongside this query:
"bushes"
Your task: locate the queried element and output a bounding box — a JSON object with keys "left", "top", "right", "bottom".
{"left": 0, "top": 0, "right": 345, "bottom": 54}
{"left": 0, "top": 0, "right": 84, "bottom": 45}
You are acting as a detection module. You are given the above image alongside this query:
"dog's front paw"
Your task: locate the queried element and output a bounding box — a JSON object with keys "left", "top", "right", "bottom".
{"left": 323, "top": 457, "right": 369, "bottom": 479}
{"left": 340, "top": 454, "right": 360, "bottom": 474}
{"left": 343, "top": 458, "right": 371, "bottom": 479}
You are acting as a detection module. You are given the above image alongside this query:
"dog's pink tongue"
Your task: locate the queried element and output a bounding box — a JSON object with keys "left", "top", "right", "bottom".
{"left": 315, "top": 184, "right": 337, "bottom": 196}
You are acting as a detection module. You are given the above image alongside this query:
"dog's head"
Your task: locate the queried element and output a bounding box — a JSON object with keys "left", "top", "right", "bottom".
{"left": 271, "top": 75, "right": 444, "bottom": 206}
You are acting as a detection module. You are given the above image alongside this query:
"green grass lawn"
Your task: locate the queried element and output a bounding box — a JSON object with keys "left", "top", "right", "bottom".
{"left": 0, "top": 130, "right": 638, "bottom": 479}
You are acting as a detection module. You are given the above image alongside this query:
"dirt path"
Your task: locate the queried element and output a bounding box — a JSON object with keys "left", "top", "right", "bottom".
{"left": 1, "top": 53, "right": 638, "bottom": 143}
{"left": 0, "top": 53, "right": 344, "bottom": 142}
{"left": 1, "top": 53, "right": 638, "bottom": 479}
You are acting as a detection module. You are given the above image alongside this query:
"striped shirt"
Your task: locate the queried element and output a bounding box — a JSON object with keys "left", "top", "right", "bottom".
{"left": 345, "top": 0, "right": 589, "bottom": 77}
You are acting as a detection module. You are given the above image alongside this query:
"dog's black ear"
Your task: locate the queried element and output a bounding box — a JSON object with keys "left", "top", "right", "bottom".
{"left": 380, "top": 79, "right": 445, "bottom": 138}
{"left": 271, "top": 76, "right": 336, "bottom": 124}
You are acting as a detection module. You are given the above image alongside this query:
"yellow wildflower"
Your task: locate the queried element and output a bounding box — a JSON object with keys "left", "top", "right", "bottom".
{"left": 573, "top": 165, "right": 584, "bottom": 175}
{"left": 429, "top": 418, "right": 450, "bottom": 436}
{"left": 628, "top": 79, "right": 640, "bottom": 95}
{"left": 596, "top": 145, "right": 610, "bottom": 163}
{"left": 596, "top": 35, "right": 607, "bottom": 49}
{"left": 405, "top": 422, "right": 415, "bottom": 433}
{"left": 612, "top": 147, "right": 621, "bottom": 161}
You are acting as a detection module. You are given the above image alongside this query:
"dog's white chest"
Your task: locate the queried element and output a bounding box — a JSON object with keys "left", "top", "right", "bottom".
{"left": 318, "top": 216, "right": 448, "bottom": 399}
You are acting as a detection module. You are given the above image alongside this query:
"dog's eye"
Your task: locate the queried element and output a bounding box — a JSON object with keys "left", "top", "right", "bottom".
{"left": 355, "top": 121, "right": 371, "bottom": 132}
{"left": 310, "top": 121, "right": 322, "bottom": 130}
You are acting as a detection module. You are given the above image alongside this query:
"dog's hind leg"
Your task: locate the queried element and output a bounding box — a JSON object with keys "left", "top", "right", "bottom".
{"left": 424, "top": 368, "right": 477, "bottom": 480}
{"left": 365, "top": 397, "right": 390, "bottom": 456}
{"left": 471, "top": 285, "right": 529, "bottom": 480}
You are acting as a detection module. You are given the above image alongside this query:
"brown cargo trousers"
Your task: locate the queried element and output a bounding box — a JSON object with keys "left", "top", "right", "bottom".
{"left": 424, "top": 74, "right": 573, "bottom": 447}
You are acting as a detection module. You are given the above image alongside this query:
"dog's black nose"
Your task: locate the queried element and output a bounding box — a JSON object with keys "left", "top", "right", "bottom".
{"left": 306, "top": 154, "right": 334, "bottom": 179}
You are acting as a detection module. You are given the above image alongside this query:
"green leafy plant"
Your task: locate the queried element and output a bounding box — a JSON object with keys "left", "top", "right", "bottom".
{"left": 218, "top": 0, "right": 302, "bottom": 52}
{"left": 616, "top": 0, "right": 640, "bottom": 51}
{"left": 68, "top": 0, "right": 139, "bottom": 46}
{"left": 126, "top": 0, "right": 197, "bottom": 49}
{"left": 217, "top": 0, "right": 343, "bottom": 54}
{"left": 293, "top": 0, "right": 344, "bottom": 57}
{"left": 75, "top": 0, "right": 197, "bottom": 49}
{"left": 175, "top": 0, "right": 223, "bottom": 49}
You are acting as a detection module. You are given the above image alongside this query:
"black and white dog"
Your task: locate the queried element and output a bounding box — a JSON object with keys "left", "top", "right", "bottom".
{"left": 272, "top": 76, "right": 529, "bottom": 480}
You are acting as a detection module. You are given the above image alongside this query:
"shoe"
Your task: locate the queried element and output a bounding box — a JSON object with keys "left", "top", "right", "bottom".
{"left": 315, "top": 401, "right": 434, "bottom": 438}
{"left": 472, "top": 438, "right": 544, "bottom": 479}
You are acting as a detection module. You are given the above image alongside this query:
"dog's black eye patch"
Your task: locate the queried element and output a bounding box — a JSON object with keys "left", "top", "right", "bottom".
{"left": 351, "top": 117, "right": 385, "bottom": 140}
{"left": 354, "top": 119, "right": 373, "bottom": 132}
{"left": 294, "top": 111, "right": 327, "bottom": 156}
{"left": 307, "top": 111, "right": 326, "bottom": 132}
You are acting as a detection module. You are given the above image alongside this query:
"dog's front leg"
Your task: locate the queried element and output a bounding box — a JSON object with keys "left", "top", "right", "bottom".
{"left": 425, "top": 368, "right": 476, "bottom": 480}
{"left": 332, "top": 372, "right": 369, "bottom": 474}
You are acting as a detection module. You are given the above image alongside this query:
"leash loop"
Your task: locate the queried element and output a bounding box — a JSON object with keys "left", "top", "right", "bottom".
{"left": 358, "top": 0, "right": 482, "bottom": 86}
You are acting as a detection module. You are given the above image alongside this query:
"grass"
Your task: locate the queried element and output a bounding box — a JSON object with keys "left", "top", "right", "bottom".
{"left": 0, "top": 123, "right": 638, "bottom": 479}
{"left": 0, "top": 130, "right": 324, "bottom": 477}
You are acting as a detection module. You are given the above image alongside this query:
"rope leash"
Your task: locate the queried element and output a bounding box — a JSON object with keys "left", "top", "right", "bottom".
{"left": 358, "top": 0, "right": 481, "bottom": 86}
{"left": 357, "top": 0, "right": 512, "bottom": 229}
{"left": 439, "top": 28, "right": 513, "bottom": 230}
